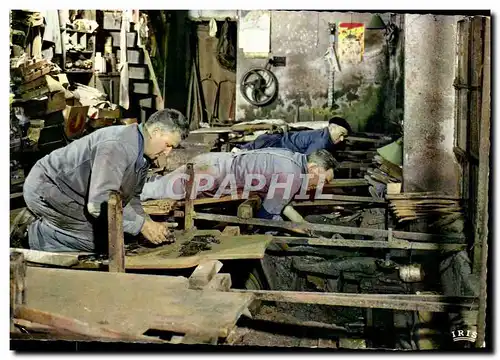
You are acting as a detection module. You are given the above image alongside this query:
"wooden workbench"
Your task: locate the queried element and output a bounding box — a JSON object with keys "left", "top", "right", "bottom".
{"left": 24, "top": 266, "right": 254, "bottom": 339}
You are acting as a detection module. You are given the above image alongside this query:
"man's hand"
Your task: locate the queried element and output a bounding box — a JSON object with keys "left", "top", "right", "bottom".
{"left": 140, "top": 218, "right": 178, "bottom": 245}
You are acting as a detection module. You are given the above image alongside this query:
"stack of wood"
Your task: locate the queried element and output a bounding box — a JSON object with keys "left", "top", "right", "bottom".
{"left": 386, "top": 192, "right": 463, "bottom": 224}
{"left": 367, "top": 155, "right": 402, "bottom": 184}
{"left": 12, "top": 59, "right": 70, "bottom": 114}
{"left": 364, "top": 155, "right": 402, "bottom": 199}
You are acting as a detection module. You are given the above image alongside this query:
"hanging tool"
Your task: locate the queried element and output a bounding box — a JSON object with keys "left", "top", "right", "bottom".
{"left": 325, "top": 23, "right": 341, "bottom": 109}
{"left": 201, "top": 75, "right": 235, "bottom": 126}
{"left": 186, "top": 59, "right": 209, "bottom": 130}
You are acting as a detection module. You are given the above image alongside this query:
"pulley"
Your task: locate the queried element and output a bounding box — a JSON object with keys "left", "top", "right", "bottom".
{"left": 239, "top": 66, "right": 278, "bottom": 107}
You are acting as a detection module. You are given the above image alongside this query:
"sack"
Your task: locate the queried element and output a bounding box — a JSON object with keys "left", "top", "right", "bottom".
{"left": 216, "top": 19, "right": 236, "bottom": 72}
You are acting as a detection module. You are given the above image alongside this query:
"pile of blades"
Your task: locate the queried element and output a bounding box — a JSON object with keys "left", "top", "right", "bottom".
{"left": 178, "top": 235, "right": 220, "bottom": 257}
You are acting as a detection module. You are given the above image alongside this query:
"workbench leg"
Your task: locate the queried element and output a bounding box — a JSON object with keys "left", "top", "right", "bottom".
{"left": 108, "top": 192, "right": 125, "bottom": 273}
{"left": 10, "top": 251, "right": 26, "bottom": 332}
{"left": 184, "top": 163, "right": 195, "bottom": 230}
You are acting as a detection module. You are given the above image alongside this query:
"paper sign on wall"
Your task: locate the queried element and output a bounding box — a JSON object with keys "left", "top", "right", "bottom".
{"left": 338, "top": 23, "right": 365, "bottom": 66}
{"left": 239, "top": 10, "right": 271, "bottom": 58}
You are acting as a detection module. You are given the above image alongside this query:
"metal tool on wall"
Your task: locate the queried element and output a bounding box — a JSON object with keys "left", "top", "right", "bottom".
{"left": 186, "top": 58, "right": 209, "bottom": 130}
{"left": 325, "top": 23, "right": 341, "bottom": 109}
{"left": 201, "top": 76, "right": 236, "bottom": 126}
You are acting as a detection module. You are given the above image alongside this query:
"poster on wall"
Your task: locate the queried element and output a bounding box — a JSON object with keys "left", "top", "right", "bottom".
{"left": 238, "top": 10, "right": 271, "bottom": 58}
{"left": 338, "top": 23, "right": 365, "bottom": 66}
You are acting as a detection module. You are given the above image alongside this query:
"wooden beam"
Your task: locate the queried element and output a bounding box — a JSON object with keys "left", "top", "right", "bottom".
{"left": 231, "top": 290, "right": 478, "bottom": 313}
{"left": 347, "top": 136, "right": 385, "bottom": 143}
{"left": 108, "top": 192, "right": 125, "bottom": 273}
{"left": 193, "top": 212, "right": 466, "bottom": 242}
{"left": 292, "top": 195, "right": 386, "bottom": 205}
{"left": 184, "top": 163, "right": 195, "bottom": 230}
{"left": 324, "top": 179, "right": 369, "bottom": 187}
{"left": 188, "top": 260, "right": 223, "bottom": 290}
{"left": 273, "top": 236, "right": 466, "bottom": 251}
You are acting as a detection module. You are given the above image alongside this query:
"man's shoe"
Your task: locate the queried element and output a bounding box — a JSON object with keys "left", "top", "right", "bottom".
{"left": 10, "top": 208, "right": 36, "bottom": 248}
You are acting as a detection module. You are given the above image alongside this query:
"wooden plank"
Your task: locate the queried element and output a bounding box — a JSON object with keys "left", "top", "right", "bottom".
{"left": 18, "top": 75, "right": 48, "bottom": 92}
{"left": 193, "top": 212, "right": 466, "bottom": 242}
{"left": 346, "top": 136, "right": 384, "bottom": 143}
{"left": 184, "top": 163, "right": 195, "bottom": 230}
{"left": 20, "top": 59, "right": 48, "bottom": 74}
{"left": 108, "top": 192, "right": 125, "bottom": 273}
{"left": 124, "top": 232, "right": 272, "bottom": 269}
{"left": 13, "top": 318, "right": 68, "bottom": 335}
{"left": 9, "top": 248, "right": 80, "bottom": 267}
{"left": 325, "top": 179, "right": 369, "bottom": 187}
{"left": 23, "top": 65, "right": 51, "bottom": 83}
{"left": 189, "top": 260, "right": 223, "bottom": 290}
{"left": 386, "top": 192, "right": 461, "bottom": 200}
{"left": 231, "top": 290, "right": 478, "bottom": 313}
{"left": 14, "top": 305, "right": 161, "bottom": 342}
{"left": 338, "top": 161, "right": 373, "bottom": 169}
{"left": 143, "top": 192, "right": 382, "bottom": 216}
{"left": 25, "top": 267, "right": 254, "bottom": 339}
{"left": 293, "top": 195, "right": 386, "bottom": 204}
{"left": 337, "top": 150, "right": 377, "bottom": 155}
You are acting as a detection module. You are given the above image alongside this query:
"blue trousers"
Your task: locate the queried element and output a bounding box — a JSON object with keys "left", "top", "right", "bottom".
{"left": 23, "top": 165, "right": 96, "bottom": 252}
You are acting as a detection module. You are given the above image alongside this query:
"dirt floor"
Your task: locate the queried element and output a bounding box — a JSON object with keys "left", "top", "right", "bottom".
{"left": 232, "top": 304, "right": 338, "bottom": 348}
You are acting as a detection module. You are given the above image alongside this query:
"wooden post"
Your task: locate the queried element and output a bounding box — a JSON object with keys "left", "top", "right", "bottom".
{"left": 237, "top": 196, "right": 262, "bottom": 219}
{"left": 184, "top": 163, "right": 195, "bottom": 230}
{"left": 475, "top": 16, "right": 491, "bottom": 349}
{"left": 108, "top": 192, "right": 125, "bottom": 273}
{"left": 10, "top": 251, "right": 26, "bottom": 331}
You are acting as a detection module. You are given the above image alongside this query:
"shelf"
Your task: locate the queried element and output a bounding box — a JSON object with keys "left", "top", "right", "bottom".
{"left": 61, "top": 27, "right": 96, "bottom": 34}
{"left": 66, "top": 49, "right": 94, "bottom": 54}
{"left": 65, "top": 69, "right": 94, "bottom": 74}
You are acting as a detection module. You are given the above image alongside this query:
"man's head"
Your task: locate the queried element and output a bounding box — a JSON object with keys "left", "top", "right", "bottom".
{"left": 305, "top": 150, "right": 339, "bottom": 189}
{"left": 328, "top": 117, "right": 351, "bottom": 144}
{"left": 143, "top": 109, "right": 189, "bottom": 160}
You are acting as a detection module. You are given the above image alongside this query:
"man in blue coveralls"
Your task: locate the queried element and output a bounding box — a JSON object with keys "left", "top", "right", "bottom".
{"left": 236, "top": 117, "right": 352, "bottom": 155}
{"left": 141, "top": 148, "right": 338, "bottom": 222}
{"left": 15, "top": 109, "right": 189, "bottom": 253}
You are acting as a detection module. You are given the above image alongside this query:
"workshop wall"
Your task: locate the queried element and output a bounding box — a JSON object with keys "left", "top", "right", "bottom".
{"left": 196, "top": 23, "right": 237, "bottom": 123}
{"left": 236, "top": 11, "right": 395, "bottom": 132}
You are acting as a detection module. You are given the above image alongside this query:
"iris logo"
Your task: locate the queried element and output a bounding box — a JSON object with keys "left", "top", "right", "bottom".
{"left": 451, "top": 329, "right": 477, "bottom": 342}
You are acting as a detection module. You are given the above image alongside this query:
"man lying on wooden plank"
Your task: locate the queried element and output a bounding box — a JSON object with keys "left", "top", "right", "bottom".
{"left": 141, "top": 149, "right": 338, "bottom": 228}
{"left": 232, "top": 117, "right": 351, "bottom": 155}
{"left": 12, "top": 109, "right": 188, "bottom": 253}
